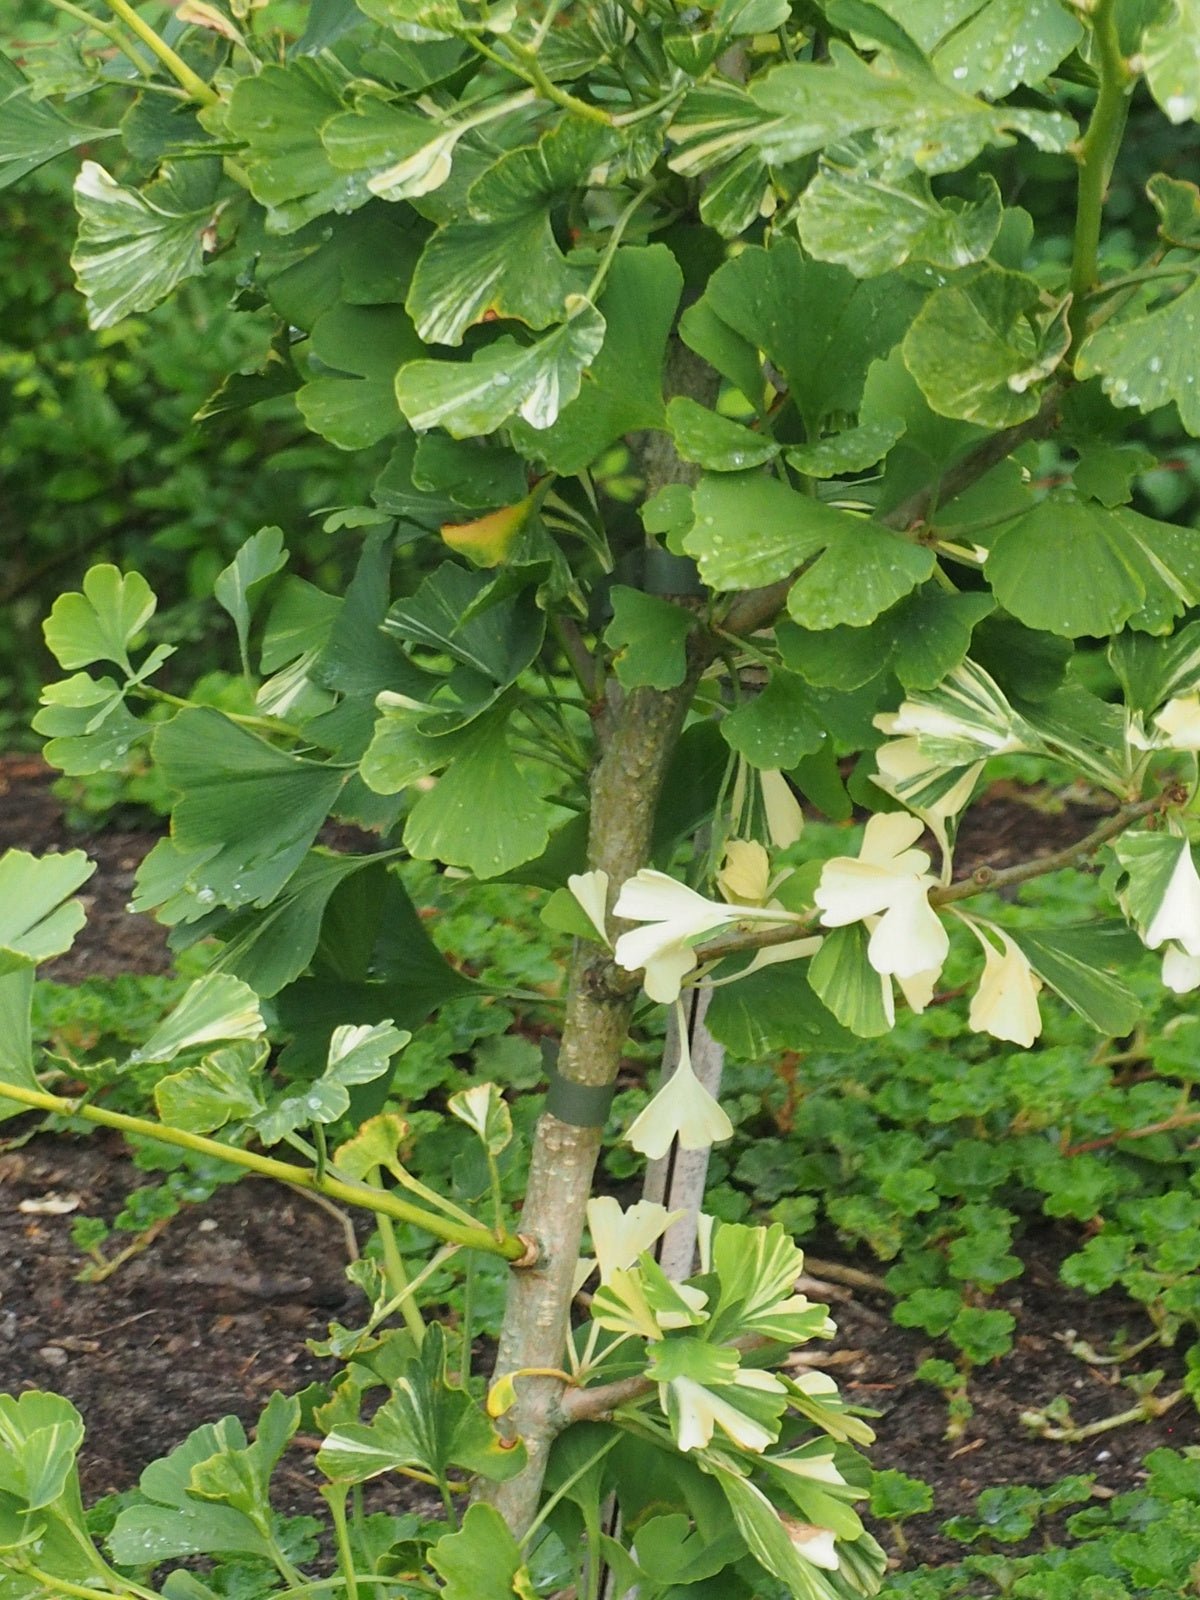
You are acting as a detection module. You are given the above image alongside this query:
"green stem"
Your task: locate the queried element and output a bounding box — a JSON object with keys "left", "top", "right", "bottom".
{"left": 322, "top": 1486, "right": 359, "bottom": 1600}
{"left": 460, "top": 1253, "right": 477, "bottom": 1386}
{"left": 612, "top": 83, "right": 689, "bottom": 126}
{"left": 586, "top": 182, "right": 660, "bottom": 302}
{"left": 1024, "top": 1387, "right": 1184, "bottom": 1442}
{"left": 438, "top": 1477, "right": 459, "bottom": 1528}
{"left": 365, "top": 1244, "right": 459, "bottom": 1340}
{"left": 530, "top": 0, "right": 568, "bottom": 49}
{"left": 1068, "top": 0, "right": 1132, "bottom": 352}
{"left": 550, "top": 615, "right": 599, "bottom": 700}
{"left": 135, "top": 684, "right": 309, "bottom": 742}
{"left": 463, "top": 33, "right": 612, "bottom": 124}
{"left": 486, "top": 1149, "right": 506, "bottom": 1237}
{"left": 0, "top": 1080, "right": 527, "bottom": 1260}
{"left": 96, "top": 0, "right": 220, "bottom": 103}
{"left": 509, "top": 738, "right": 584, "bottom": 781}
{"left": 18, "top": 1569, "right": 150, "bottom": 1600}
{"left": 1089, "top": 262, "right": 1198, "bottom": 299}
{"left": 373, "top": 1164, "right": 427, "bottom": 1347}
{"left": 266, "top": 1537, "right": 311, "bottom": 1593}
{"left": 44, "top": 0, "right": 153, "bottom": 71}
{"left": 519, "top": 1435, "right": 620, "bottom": 1547}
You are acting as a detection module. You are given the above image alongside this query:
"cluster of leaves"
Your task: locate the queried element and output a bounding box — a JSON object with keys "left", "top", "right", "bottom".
{"left": 0, "top": 1, "right": 377, "bottom": 742}
{"left": 0, "top": 849, "right": 887, "bottom": 1599}
{"left": 693, "top": 854, "right": 1200, "bottom": 1410}
{"left": 11, "top": 0, "right": 1200, "bottom": 1593}
{"left": 9, "top": 0, "right": 1200, "bottom": 1092}
{"left": 880, "top": 1449, "right": 1200, "bottom": 1599}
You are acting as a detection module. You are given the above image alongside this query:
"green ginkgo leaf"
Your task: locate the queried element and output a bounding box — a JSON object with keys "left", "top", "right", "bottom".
{"left": 985, "top": 494, "right": 1200, "bottom": 637}
{"left": 1140, "top": 0, "right": 1200, "bottom": 123}
{"left": 427, "top": 1504, "right": 534, "bottom": 1600}
{"left": 606, "top": 588, "right": 695, "bottom": 690}
{"left": 1147, "top": 173, "right": 1200, "bottom": 247}
{"left": 72, "top": 159, "right": 223, "bottom": 329}
{"left": 0, "top": 850, "right": 94, "bottom": 976}
{"left": 32, "top": 673, "right": 149, "bottom": 776}
{"left": 685, "top": 473, "right": 862, "bottom": 591}
{"left": 297, "top": 301, "right": 424, "bottom": 449}
{"left": 0, "top": 1390, "right": 86, "bottom": 1511}
{"left": 666, "top": 397, "right": 779, "bottom": 471}
{"left": 224, "top": 60, "right": 371, "bottom": 233}
{"left": 43, "top": 564, "right": 157, "bottom": 673}
{"left": 751, "top": 41, "right": 1074, "bottom": 174}
{"left": 787, "top": 521, "right": 935, "bottom": 630}
{"left": 1075, "top": 275, "right": 1200, "bottom": 436}
{"left": 403, "top": 711, "right": 560, "bottom": 877}
{"left": 214, "top": 528, "right": 288, "bottom": 677}
{"left": 721, "top": 670, "right": 825, "bottom": 767}
{"left": 699, "top": 237, "right": 921, "bottom": 430}
{"left": 148, "top": 708, "right": 349, "bottom": 912}
{"left": 0, "top": 55, "right": 117, "bottom": 189}
{"left": 922, "top": 0, "right": 1081, "bottom": 97}
{"left": 786, "top": 418, "right": 906, "bottom": 479}
{"left": 903, "top": 264, "right": 1070, "bottom": 427}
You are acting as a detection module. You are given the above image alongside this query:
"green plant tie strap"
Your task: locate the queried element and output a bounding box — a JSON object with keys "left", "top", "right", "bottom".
{"left": 542, "top": 1042, "right": 618, "bottom": 1128}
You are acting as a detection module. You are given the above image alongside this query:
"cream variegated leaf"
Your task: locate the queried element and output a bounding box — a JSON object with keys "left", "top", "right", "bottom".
{"left": 396, "top": 303, "right": 606, "bottom": 438}
{"left": 1113, "top": 829, "right": 1200, "bottom": 958}
{"left": 72, "top": 160, "right": 224, "bottom": 329}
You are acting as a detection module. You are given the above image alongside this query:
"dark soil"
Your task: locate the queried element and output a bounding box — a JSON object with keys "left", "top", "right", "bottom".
{"left": 0, "top": 1134, "right": 351, "bottom": 1514}
{"left": 1, "top": 754, "right": 1196, "bottom": 1575}
{"left": 822, "top": 1247, "right": 1193, "bottom": 1565}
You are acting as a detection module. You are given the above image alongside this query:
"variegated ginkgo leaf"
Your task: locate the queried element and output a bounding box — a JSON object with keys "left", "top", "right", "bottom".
{"left": 624, "top": 1008, "right": 733, "bottom": 1158}
{"left": 1113, "top": 828, "right": 1200, "bottom": 957}
{"left": 566, "top": 869, "right": 611, "bottom": 946}
{"left": 72, "top": 159, "right": 224, "bottom": 329}
{"left": 613, "top": 868, "right": 804, "bottom": 1003}
{"left": 584, "top": 1196, "right": 680, "bottom": 1283}
{"left": 872, "top": 735, "right": 983, "bottom": 878}
{"left": 813, "top": 813, "right": 948, "bottom": 983}
{"left": 874, "top": 658, "right": 1034, "bottom": 767}
{"left": 717, "top": 839, "right": 772, "bottom": 905}
{"left": 957, "top": 915, "right": 1043, "bottom": 1048}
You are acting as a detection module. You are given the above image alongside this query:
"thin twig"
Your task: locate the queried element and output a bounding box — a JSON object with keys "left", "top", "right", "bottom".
{"left": 801, "top": 1256, "right": 890, "bottom": 1295}
{"left": 1064, "top": 1110, "right": 1200, "bottom": 1158}
{"left": 693, "top": 794, "right": 1165, "bottom": 966}
{"left": 1023, "top": 1387, "right": 1184, "bottom": 1442}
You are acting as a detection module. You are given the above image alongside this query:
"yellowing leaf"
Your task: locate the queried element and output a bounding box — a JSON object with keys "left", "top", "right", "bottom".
{"left": 440, "top": 497, "right": 534, "bottom": 567}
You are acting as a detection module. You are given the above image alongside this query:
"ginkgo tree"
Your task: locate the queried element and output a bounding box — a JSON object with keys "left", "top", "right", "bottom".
{"left": 4, "top": 0, "right": 1200, "bottom": 1594}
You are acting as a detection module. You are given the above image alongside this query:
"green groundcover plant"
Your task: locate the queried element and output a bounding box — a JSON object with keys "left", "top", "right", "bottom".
{"left": 6, "top": 0, "right": 1200, "bottom": 1595}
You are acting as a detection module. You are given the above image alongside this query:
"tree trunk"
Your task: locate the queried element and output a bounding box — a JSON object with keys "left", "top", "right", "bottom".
{"left": 483, "top": 341, "right": 720, "bottom": 1534}
{"left": 482, "top": 676, "right": 701, "bottom": 1530}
